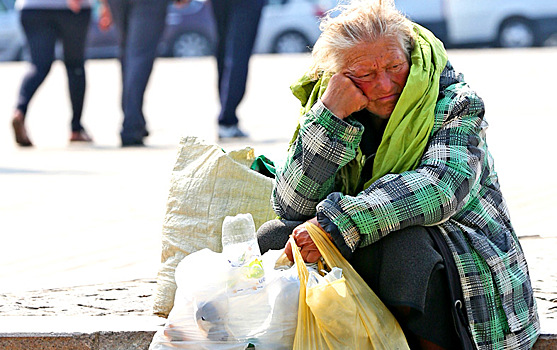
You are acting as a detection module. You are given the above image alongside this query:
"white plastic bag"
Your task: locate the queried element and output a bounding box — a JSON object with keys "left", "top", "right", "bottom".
{"left": 149, "top": 214, "right": 299, "bottom": 350}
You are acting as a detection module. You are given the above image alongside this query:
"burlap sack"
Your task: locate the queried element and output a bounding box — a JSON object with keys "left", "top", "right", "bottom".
{"left": 152, "top": 136, "right": 277, "bottom": 317}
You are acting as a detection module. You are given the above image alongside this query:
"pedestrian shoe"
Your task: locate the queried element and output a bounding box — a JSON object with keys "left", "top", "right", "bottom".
{"left": 121, "top": 139, "right": 145, "bottom": 147}
{"left": 12, "top": 112, "right": 33, "bottom": 147}
{"left": 70, "top": 130, "right": 93, "bottom": 142}
{"left": 218, "top": 124, "right": 249, "bottom": 139}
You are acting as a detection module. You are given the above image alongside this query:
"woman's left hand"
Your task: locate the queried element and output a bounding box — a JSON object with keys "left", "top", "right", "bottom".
{"left": 285, "top": 217, "right": 323, "bottom": 263}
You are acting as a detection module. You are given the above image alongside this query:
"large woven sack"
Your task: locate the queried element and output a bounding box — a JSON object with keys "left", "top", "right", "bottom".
{"left": 152, "top": 136, "right": 277, "bottom": 317}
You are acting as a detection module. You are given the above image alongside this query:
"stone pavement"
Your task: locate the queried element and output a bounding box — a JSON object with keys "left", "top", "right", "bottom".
{"left": 0, "top": 49, "right": 556, "bottom": 347}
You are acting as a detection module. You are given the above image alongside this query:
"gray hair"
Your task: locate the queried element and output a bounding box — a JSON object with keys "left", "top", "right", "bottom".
{"left": 309, "top": 0, "right": 415, "bottom": 77}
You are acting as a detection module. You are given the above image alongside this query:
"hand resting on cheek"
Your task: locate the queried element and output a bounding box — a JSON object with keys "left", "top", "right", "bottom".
{"left": 320, "top": 73, "right": 369, "bottom": 120}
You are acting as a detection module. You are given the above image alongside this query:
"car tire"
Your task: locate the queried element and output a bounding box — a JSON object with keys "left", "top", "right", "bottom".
{"left": 498, "top": 18, "right": 536, "bottom": 48}
{"left": 272, "top": 31, "right": 311, "bottom": 54}
{"left": 171, "top": 32, "right": 213, "bottom": 57}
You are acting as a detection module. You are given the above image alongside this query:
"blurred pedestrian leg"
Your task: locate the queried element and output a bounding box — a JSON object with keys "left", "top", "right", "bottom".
{"left": 212, "top": 0, "right": 264, "bottom": 139}
{"left": 105, "top": 0, "right": 169, "bottom": 147}
{"left": 12, "top": 1, "right": 92, "bottom": 146}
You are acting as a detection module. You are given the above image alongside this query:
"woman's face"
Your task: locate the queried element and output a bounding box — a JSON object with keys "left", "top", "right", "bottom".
{"left": 341, "top": 37, "right": 410, "bottom": 119}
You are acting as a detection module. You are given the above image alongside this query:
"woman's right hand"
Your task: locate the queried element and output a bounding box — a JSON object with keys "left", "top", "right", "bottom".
{"left": 285, "top": 217, "right": 330, "bottom": 263}
{"left": 321, "top": 72, "right": 369, "bottom": 119}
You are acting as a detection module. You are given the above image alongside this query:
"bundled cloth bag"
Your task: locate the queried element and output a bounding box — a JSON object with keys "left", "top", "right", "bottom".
{"left": 292, "top": 222, "right": 410, "bottom": 349}
{"left": 153, "top": 136, "right": 277, "bottom": 317}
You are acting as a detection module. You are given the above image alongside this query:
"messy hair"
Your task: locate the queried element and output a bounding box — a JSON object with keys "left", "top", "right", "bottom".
{"left": 310, "top": 0, "right": 415, "bottom": 77}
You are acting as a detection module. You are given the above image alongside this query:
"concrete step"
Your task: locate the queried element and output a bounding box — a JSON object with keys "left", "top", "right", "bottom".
{"left": 0, "top": 316, "right": 555, "bottom": 349}
{"left": 0, "top": 317, "right": 164, "bottom": 350}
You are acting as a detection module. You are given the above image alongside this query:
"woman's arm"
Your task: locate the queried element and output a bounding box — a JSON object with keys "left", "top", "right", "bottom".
{"left": 318, "top": 82, "right": 487, "bottom": 254}
{"left": 272, "top": 99, "right": 364, "bottom": 221}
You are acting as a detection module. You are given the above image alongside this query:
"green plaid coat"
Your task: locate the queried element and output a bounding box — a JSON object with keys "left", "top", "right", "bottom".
{"left": 272, "top": 63, "right": 540, "bottom": 349}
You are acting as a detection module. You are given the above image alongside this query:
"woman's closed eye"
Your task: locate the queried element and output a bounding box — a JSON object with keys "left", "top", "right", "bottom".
{"left": 389, "top": 62, "right": 407, "bottom": 72}
{"left": 352, "top": 72, "right": 375, "bottom": 82}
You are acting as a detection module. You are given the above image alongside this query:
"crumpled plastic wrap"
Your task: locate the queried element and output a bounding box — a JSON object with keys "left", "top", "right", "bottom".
{"left": 149, "top": 249, "right": 299, "bottom": 350}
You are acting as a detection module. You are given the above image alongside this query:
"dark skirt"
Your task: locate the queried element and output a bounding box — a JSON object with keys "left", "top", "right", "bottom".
{"left": 257, "top": 220, "right": 461, "bottom": 349}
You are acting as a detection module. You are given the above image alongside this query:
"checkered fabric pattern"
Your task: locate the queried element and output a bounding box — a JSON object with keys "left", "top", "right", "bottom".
{"left": 272, "top": 64, "right": 540, "bottom": 349}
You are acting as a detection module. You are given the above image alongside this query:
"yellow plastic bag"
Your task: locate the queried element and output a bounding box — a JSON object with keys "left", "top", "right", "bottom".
{"left": 292, "top": 222, "right": 410, "bottom": 350}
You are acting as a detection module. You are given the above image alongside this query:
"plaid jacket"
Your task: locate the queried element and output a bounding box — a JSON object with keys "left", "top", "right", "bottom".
{"left": 272, "top": 63, "right": 540, "bottom": 349}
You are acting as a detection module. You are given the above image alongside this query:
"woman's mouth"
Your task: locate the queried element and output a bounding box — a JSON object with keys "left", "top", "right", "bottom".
{"left": 377, "top": 94, "right": 398, "bottom": 102}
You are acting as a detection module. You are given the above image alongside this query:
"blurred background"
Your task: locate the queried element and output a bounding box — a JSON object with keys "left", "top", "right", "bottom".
{"left": 2, "top": 0, "right": 557, "bottom": 62}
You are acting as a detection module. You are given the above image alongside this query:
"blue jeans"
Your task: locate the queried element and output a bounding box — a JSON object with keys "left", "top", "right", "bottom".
{"left": 17, "top": 9, "right": 91, "bottom": 132}
{"left": 211, "top": 0, "right": 264, "bottom": 126}
{"left": 107, "top": 0, "right": 169, "bottom": 143}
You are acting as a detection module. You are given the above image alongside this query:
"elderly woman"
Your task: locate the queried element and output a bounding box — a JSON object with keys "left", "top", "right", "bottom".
{"left": 256, "top": 0, "right": 539, "bottom": 349}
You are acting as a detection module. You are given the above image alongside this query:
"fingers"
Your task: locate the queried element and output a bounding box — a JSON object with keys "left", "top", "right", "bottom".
{"left": 300, "top": 245, "right": 321, "bottom": 263}
{"left": 285, "top": 240, "right": 294, "bottom": 262}
{"left": 286, "top": 238, "right": 321, "bottom": 263}
{"left": 321, "top": 73, "right": 369, "bottom": 119}
{"left": 287, "top": 224, "right": 322, "bottom": 263}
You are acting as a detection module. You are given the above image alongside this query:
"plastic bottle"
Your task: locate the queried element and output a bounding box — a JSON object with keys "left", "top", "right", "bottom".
{"left": 221, "top": 213, "right": 261, "bottom": 263}
{"left": 222, "top": 213, "right": 258, "bottom": 249}
{"left": 221, "top": 213, "right": 270, "bottom": 340}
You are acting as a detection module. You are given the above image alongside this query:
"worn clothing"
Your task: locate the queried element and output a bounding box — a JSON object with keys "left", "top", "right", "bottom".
{"left": 272, "top": 62, "right": 540, "bottom": 348}
{"left": 351, "top": 225, "right": 461, "bottom": 349}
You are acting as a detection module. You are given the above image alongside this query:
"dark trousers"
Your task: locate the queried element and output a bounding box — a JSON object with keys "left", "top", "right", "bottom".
{"left": 17, "top": 9, "right": 91, "bottom": 132}
{"left": 107, "top": 0, "right": 168, "bottom": 143}
{"left": 211, "top": 0, "right": 264, "bottom": 126}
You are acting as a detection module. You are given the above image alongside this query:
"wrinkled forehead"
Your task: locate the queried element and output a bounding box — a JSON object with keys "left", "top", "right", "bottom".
{"left": 339, "top": 37, "right": 408, "bottom": 72}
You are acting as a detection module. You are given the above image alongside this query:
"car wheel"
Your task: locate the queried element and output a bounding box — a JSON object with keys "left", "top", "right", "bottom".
{"left": 172, "top": 32, "right": 213, "bottom": 57}
{"left": 272, "top": 31, "right": 311, "bottom": 54}
{"left": 498, "top": 18, "right": 536, "bottom": 48}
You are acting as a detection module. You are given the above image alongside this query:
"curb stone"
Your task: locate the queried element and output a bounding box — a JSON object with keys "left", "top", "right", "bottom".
{"left": 0, "top": 316, "right": 554, "bottom": 349}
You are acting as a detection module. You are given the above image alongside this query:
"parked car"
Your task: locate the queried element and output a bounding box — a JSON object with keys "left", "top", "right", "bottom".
{"left": 395, "top": 0, "right": 557, "bottom": 48}
{"left": 0, "top": 0, "right": 26, "bottom": 62}
{"left": 85, "top": 0, "right": 217, "bottom": 59}
{"left": 253, "top": 0, "right": 331, "bottom": 54}
{"left": 85, "top": 0, "right": 332, "bottom": 58}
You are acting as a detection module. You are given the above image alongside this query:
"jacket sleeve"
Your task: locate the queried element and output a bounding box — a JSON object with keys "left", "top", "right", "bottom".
{"left": 272, "top": 100, "right": 364, "bottom": 221}
{"left": 318, "top": 82, "right": 487, "bottom": 253}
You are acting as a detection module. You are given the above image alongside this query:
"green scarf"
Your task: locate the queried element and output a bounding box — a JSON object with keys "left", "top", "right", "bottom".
{"left": 290, "top": 24, "right": 448, "bottom": 190}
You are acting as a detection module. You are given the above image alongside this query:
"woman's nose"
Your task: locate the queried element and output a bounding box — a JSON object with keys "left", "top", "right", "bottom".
{"left": 373, "top": 71, "right": 393, "bottom": 93}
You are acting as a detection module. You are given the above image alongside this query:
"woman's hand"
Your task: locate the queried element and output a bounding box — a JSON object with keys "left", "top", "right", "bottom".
{"left": 321, "top": 72, "right": 369, "bottom": 119}
{"left": 285, "top": 217, "right": 326, "bottom": 263}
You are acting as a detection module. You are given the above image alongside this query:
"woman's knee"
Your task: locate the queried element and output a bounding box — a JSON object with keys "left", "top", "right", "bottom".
{"left": 256, "top": 219, "right": 302, "bottom": 253}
